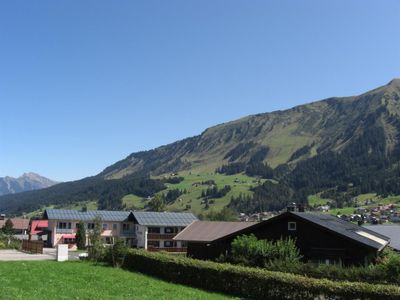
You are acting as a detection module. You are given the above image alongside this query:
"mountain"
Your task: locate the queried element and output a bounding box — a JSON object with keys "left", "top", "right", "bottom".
{"left": 1, "top": 79, "right": 400, "bottom": 215}
{"left": 102, "top": 79, "right": 400, "bottom": 179}
{"left": 0, "top": 173, "right": 59, "bottom": 196}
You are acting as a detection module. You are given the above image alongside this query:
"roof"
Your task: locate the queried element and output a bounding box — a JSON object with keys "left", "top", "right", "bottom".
{"left": 30, "top": 220, "right": 48, "bottom": 235}
{"left": 288, "top": 212, "right": 390, "bottom": 251}
{"left": 174, "top": 221, "right": 256, "bottom": 242}
{"left": 43, "top": 209, "right": 198, "bottom": 226}
{"left": 44, "top": 209, "right": 132, "bottom": 222}
{"left": 363, "top": 225, "right": 400, "bottom": 251}
{"left": 0, "top": 218, "right": 29, "bottom": 230}
{"left": 132, "top": 211, "right": 198, "bottom": 226}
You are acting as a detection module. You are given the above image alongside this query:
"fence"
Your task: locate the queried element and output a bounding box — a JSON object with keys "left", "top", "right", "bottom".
{"left": 22, "top": 240, "right": 44, "bottom": 254}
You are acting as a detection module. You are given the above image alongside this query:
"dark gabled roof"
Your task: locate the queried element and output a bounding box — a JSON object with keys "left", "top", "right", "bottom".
{"left": 173, "top": 221, "right": 256, "bottom": 242}
{"left": 288, "top": 212, "right": 390, "bottom": 251}
{"left": 43, "top": 209, "right": 132, "bottom": 222}
{"left": 363, "top": 225, "right": 400, "bottom": 251}
{"left": 132, "top": 212, "right": 198, "bottom": 226}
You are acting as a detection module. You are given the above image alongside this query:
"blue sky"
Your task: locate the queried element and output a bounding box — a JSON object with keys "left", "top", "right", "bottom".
{"left": 1, "top": 1, "right": 400, "bottom": 181}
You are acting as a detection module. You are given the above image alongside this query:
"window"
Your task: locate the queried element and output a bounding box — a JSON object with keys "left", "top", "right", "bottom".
{"left": 87, "top": 223, "right": 95, "bottom": 230}
{"left": 57, "top": 222, "right": 71, "bottom": 229}
{"left": 288, "top": 222, "right": 297, "bottom": 231}
{"left": 164, "top": 227, "right": 178, "bottom": 234}
{"left": 104, "top": 237, "right": 113, "bottom": 244}
{"left": 113, "top": 223, "right": 118, "bottom": 230}
{"left": 102, "top": 223, "right": 108, "bottom": 230}
{"left": 164, "top": 241, "right": 177, "bottom": 248}
{"left": 122, "top": 223, "right": 130, "bottom": 231}
{"left": 63, "top": 238, "right": 75, "bottom": 244}
{"left": 148, "top": 240, "right": 160, "bottom": 248}
{"left": 148, "top": 227, "right": 160, "bottom": 234}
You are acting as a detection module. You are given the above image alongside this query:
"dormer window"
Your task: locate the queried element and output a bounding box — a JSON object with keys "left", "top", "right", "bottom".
{"left": 288, "top": 222, "right": 297, "bottom": 231}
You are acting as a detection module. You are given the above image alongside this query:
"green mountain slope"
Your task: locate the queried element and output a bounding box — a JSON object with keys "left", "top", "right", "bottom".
{"left": 102, "top": 79, "right": 400, "bottom": 178}
{"left": 1, "top": 79, "right": 400, "bottom": 216}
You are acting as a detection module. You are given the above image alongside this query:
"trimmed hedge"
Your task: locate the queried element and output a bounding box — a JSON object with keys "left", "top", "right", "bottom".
{"left": 122, "top": 250, "right": 400, "bottom": 300}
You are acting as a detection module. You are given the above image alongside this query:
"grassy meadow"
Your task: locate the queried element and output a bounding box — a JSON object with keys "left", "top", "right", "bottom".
{"left": 0, "top": 261, "right": 235, "bottom": 300}
{"left": 123, "top": 172, "right": 261, "bottom": 214}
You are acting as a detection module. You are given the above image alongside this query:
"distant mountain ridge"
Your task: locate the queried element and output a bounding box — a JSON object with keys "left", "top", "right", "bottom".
{"left": 0, "top": 172, "right": 58, "bottom": 196}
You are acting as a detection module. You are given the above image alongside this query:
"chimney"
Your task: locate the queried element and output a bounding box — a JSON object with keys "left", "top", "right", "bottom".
{"left": 287, "top": 203, "right": 297, "bottom": 212}
{"left": 298, "top": 204, "right": 305, "bottom": 212}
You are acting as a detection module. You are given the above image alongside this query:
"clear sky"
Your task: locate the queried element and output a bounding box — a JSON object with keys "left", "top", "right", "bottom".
{"left": 1, "top": 1, "right": 400, "bottom": 182}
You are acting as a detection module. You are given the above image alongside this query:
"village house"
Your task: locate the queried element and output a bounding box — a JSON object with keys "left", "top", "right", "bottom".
{"left": 29, "top": 219, "right": 49, "bottom": 241}
{"left": 0, "top": 215, "right": 29, "bottom": 239}
{"left": 175, "top": 210, "right": 390, "bottom": 266}
{"left": 43, "top": 209, "right": 197, "bottom": 251}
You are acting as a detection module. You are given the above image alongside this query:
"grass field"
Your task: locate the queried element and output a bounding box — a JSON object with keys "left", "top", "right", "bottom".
{"left": 155, "top": 172, "right": 261, "bottom": 214}
{"left": 121, "top": 172, "right": 261, "bottom": 214}
{"left": 0, "top": 261, "right": 235, "bottom": 300}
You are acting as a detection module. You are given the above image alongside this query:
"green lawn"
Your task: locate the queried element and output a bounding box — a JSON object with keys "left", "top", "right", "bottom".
{"left": 0, "top": 261, "right": 235, "bottom": 300}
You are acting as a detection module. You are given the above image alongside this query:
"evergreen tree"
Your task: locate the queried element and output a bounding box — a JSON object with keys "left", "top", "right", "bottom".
{"left": 75, "top": 221, "right": 86, "bottom": 250}
{"left": 1, "top": 218, "right": 14, "bottom": 235}
{"left": 148, "top": 194, "right": 165, "bottom": 212}
{"left": 88, "top": 216, "right": 104, "bottom": 261}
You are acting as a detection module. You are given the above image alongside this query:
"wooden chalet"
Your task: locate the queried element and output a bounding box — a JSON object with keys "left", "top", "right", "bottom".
{"left": 174, "top": 211, "right": 390, "bottom": 266}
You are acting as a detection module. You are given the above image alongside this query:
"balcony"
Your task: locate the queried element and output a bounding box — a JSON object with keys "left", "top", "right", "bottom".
{"left": 147, "top": 247, "right": 187, "bottom": 253}
{"left": 147, "top": 233, "right": 176, "bottom": 240}
{"left": 56, "top": 229, "right": 74, "bottom": 234}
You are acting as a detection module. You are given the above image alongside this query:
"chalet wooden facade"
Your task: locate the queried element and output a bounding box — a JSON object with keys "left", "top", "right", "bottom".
{"left": 174, "top": 211, "right": 390, "bottom": 266}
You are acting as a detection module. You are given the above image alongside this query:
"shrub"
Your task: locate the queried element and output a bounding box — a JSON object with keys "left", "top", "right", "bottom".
{"left": 109, "top": 238, "right": 128, "bottom": 268}
{"left": 121, "top": 249, "right": 400, "bottom": 300}
{"left": 231, "top": 234, "right": 301, "bottom": 266}
{"left": 383, "top": 251, "right": 400, "bottom": 282}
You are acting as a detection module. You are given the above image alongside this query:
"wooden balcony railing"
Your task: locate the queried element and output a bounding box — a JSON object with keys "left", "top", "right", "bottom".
{"left": 147, "top": 233, "right": 176, "bottom": 240}
{"left": 147, "top": 247, "right": 187, "bottom": 253}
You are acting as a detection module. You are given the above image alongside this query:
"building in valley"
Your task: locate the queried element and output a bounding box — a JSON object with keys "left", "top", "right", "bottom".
{"left": 132, "top": 211, "right": 198, "bottom": 252}
{"left": 43, "top": 209, "right": 197, "bottom": 251}
{"left": 0, "top": 215, "right": 29, "bottom": 239}
{"left": 174, "top": 211, "right": 390, "bottom": 266}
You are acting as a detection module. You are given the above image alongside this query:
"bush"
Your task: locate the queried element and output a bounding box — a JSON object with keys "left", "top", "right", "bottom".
{"left": 265, "top": 260, "right": 391, "bottom": 285}
{"left": 383, "top": 251, "right": 400, "bottom": 282}
{"left": 120, "top": 249, "right": 400, "bottom": 300}
{"left": 231, "top": 234, "right": 301, "bottom": 267}
{"left": 109, "top": 238, "right": 128, "bottom": 268}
